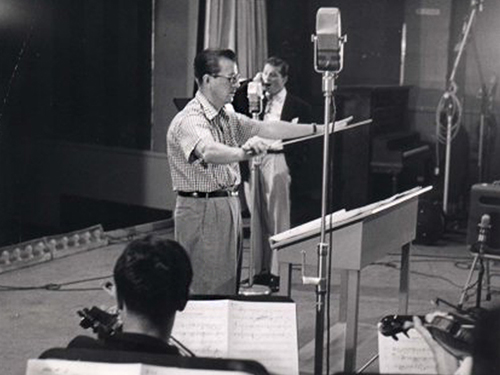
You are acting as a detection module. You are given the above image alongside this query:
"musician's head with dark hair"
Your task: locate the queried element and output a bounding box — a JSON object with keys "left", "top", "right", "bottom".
{"left": 194, "top": 48, "right": 237, "bottom": 85}
{"left": 193, "top": 49, "right": 240, "bottom": 109}
{"left": 265, "top": 56, "right": 289, "bottom": 78}
{"left": 114, "top": 235, "right": 192, "bottom": 327}
{"left": 262, "top": 56, "right": 289, "bottom": 96}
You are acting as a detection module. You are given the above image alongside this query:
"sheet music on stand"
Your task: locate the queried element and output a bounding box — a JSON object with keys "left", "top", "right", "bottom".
{"left": 378, "top": 328, "right": 437, "bottom": 374}
{"left": 266, "top": 117, "right": 372, "bottom": 151}
{"left": 270, "top": 186, "right": 432, "bottom": 250}
{"left": 26, "top": 359, "right": 260, "bottom": 375}
{"left": 171, "top": 298, "right": 299, "bottom": 375}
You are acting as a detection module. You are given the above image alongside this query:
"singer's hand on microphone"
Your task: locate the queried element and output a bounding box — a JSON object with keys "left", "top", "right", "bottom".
{"left": 252, "top": 72, "right": 264, "bottom": 84}
{"left": 253, "top": 72, "right": 270, "bottom": 91}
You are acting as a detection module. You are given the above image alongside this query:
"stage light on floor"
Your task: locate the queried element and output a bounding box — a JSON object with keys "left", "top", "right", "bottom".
{"left": 71, "top": 234, "right": 80, "bottom": 246}
{"left": 47, "top": 239, "right": 57, "bottom": 253}
{"left": 11, "top": 248, "right": 21, "bottom": 262}
{"left": 0, "top": 251, "right": 9, "bottom": 265}
{"left": 60, "top": 236, "right": 69, "bottom": 250}
{"left": 82, "top": 231, "right": 91, "bottom": 244}
{"left": 22, "top": 245, "right": 34, "bottom": 260}
{"left": 0, "top": 224, "right": 108, "bottom": 273}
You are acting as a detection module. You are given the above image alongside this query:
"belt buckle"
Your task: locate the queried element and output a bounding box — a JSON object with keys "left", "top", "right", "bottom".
{"left": 192, "top": 192, "right": 199, "bottom": 198}
{"left": 225, "top": 186, "right": 237, "bottom": 197}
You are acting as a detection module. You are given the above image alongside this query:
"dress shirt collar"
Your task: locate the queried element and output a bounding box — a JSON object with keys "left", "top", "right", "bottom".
{"left": 195, "top": 91, "right": 219, "bottom": 121}
{"left": 267, "top": 87, "right": 287, "bottom": 104}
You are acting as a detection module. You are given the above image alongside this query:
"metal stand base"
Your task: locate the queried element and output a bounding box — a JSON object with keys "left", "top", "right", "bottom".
{"left": 458, "top": 251, "right": 493, "bottom": 309}
{"left": 239, "top": 283, "right": 271, "bottom": 296}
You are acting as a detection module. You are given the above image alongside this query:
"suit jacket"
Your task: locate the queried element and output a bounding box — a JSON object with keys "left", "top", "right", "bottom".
{"left": 232, "top": 81, "right": 312, "bottom": 123}
{"left": 232, "top": 82, "right": 313, "bottom": 183}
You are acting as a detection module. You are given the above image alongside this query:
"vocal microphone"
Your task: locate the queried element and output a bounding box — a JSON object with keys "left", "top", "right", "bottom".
{"left": 247, "top": 81, "right": 263, "bottom": 116}
{"left": 313, "top": 8, "right": 345, "bottom": 73}
{"left": 472, "top": 214, "right": 491, "bottom": 254}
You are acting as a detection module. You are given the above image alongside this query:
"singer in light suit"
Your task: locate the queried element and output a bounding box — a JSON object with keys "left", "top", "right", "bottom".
{"left": 168, "top": 49, "right": 319, "bottom": 295}
{"left": 232, "top": 57, "right": 312, "bottom": 287}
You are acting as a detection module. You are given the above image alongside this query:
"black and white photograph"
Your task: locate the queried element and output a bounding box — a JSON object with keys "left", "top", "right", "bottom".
{"left": 1, "top": 1, "right": 500, "bottom": 374}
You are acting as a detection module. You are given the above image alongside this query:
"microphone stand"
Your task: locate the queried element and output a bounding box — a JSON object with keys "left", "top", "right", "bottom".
{"left": 314, "top": 71, "right": 336, "bottom": 375}
{"left": 436, "top": 0, "right": 482, "bottom": 214}
{"left": 239, "top": 110, "right": 271, "bottom": 297}
{"left": 308, "top": 14, "right": 345, "bottom": 373}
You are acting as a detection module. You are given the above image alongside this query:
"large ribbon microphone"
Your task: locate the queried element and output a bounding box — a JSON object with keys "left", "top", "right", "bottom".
{"left": 313, "top": 8, "right": 344, "bottom": 73}
{"left": 309, "top": 7, "right": 347, "bottom": 375}
{"left": 247, "top": 81, "right": 263, "bottom": 116}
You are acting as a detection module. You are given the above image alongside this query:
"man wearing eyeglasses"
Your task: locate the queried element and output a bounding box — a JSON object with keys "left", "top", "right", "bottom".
{"left": 167, "top": 49, "right": 320, "bottom": 296}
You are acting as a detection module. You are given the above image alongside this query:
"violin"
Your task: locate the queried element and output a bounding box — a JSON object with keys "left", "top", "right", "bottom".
{"left": 379, "top": 312, "right": 476, "bottom": 358}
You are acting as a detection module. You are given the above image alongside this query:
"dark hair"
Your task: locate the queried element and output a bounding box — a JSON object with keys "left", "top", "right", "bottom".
{"left": 472, "top": 306, "right": 500, "bottom": 375}
{"left": 113, "top": 236, "right": 192, "bottom": 322}
{"left": 265, "top": 56, "right": 289, "bottom": 78}
{"left": 194, "top": 48, "right": 237, "bottom": 84}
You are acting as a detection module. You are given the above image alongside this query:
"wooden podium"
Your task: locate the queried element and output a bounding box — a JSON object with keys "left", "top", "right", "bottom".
{"left": 269, "top": 186, "right": 432, "bottom": 372}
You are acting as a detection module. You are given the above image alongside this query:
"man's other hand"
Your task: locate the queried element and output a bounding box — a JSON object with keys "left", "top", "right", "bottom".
{"left": 242, "top": 136, "right": 271, "bottom": 156}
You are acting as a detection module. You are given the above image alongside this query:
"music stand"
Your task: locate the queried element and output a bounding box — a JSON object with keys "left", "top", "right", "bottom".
{"left": 270, "top": 186, "right": 431, "bottom": 372}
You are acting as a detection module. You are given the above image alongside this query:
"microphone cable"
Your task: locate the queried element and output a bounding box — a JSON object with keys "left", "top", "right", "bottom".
{"left": 0, "top": 274, "right": 113, "bottom": 292}
{"left": 434, "top": 86, "right": 463, "bottom": 177}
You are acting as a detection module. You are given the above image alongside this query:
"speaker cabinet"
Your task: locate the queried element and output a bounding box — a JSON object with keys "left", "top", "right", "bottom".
{"left": 467, "top": 183, "right": 500, "bottom": 249}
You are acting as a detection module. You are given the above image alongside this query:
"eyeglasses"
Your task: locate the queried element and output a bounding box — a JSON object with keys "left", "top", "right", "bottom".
{"left": 212, "top": 73, "right": 240, "bottom": 85}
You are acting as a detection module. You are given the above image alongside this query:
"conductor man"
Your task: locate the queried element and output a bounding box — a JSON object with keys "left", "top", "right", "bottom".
{"left": 167, "top": 49, "right": 321, "bottom": 295}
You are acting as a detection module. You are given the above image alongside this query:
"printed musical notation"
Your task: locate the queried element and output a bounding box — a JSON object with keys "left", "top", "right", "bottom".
{"left": 171, "top": 300, "right": 299, "bottom": 375}
{"left": 378, "top": 328, "right": 437, "bottom": 374}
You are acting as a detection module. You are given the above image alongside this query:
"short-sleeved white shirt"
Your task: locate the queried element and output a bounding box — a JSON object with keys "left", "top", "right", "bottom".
{"left": 167, "top": 91, "right": 258, "bottom": 192}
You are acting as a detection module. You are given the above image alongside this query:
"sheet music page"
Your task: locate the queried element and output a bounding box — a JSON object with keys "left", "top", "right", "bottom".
{"left": 26, "top": 359, "right": 143, "bottom": 375}
{"left": 270, "top": 209, "right": 350, "bottom": 244}
{"left": 227, "top": 301, "right": 299, "bottom": 375}
{"left": 371, "top": 186, "right": 431, "bottom": 214}
{"left": 271, "top": 186, "right": 432, "bottom": 249}
{"left": 378, "top": 329, "right": 437, "bottom": 374}
{"left": 171, "top": 300, "right": 229, "bottom": 357}
{"left": 26, "top": 359, "right": 253, "bottom": 375}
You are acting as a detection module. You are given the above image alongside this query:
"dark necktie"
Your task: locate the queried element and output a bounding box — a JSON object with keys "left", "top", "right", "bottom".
{"left": 259, "top": 95, "right": 272, "bottom": 120}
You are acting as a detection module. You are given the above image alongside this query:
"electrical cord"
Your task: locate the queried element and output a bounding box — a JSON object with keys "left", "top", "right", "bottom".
{"left": 105, "top": 225, "right": 174, "bottom": 245}
{"left": 370, "top": 261, "right": 465, "bottom": 289}
{"left": 434, "top": 85, "right": 463, "bottom": 177}
{"left": 0, "top": 275, "right": 112, "bottom": 292}
{"left": 435, "top": 88, "right": 463, "bottom": 144}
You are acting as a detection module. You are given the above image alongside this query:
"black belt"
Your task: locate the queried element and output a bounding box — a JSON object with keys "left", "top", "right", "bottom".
{"left": 178, "top": 189, "right": 239, "bottom": 198}
{"left": 267, "top": 150, "right": 284, "bottom": 154}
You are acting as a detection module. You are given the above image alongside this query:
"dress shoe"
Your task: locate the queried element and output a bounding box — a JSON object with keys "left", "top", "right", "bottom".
{"left": 253, "top": 273, "right": 280, "bottom": 292}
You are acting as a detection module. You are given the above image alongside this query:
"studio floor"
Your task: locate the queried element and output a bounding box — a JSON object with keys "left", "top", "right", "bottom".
{"left": 1, "top": 223, "right": 497, "bottom": 375}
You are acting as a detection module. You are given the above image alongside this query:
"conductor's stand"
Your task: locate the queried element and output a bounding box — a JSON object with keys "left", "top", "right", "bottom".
{"left": 458, "top": 182, "right": 500, "bottom": 309}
